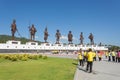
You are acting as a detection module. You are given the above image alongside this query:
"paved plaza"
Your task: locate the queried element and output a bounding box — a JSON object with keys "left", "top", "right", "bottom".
{"left": 74, "top": 59, "right": 120, "bottom": 80}
{"left": 40, "top": 53, "right": 120, "bottom": 80}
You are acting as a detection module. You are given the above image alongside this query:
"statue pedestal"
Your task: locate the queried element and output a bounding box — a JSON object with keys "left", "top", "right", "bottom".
{"left": 41, "top": 42, "right": 51, "bottom": 46}
{"left": 79, "top": 44, "right": 85, "bottom": 47}
{"left": 26, "top": 41, "right": 38, "bottom": 46}
{"left": 6, "top": 40, "right": 21, "bottom": 45}
{"left": 54, "top": 43, "right": 63, "bottom": 46}
{"left": 68, "top": 44, "right": 75, "bottom": 47}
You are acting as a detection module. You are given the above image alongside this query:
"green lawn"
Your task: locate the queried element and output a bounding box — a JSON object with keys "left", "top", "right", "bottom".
{"left": 0, "top": 57, "right": 77, "bottom": 80}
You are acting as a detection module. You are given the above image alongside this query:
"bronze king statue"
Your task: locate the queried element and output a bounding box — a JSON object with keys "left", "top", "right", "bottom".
{"left": 29, "top": 24, "right": 37, "bottom": 41}
{"left": 55, "top": 29, "right": 61, "bottom": 44}
{"left": 80, "top": 32, "right": 84, "bottom": 45}
{"left": 68, "top": 31, "right": 73, "bottom": 44}
{"left": 11, "top": 19, "right": 17, "bottom": 40}
{"left": 88, "top": 33, "right": 94, "bottom": 45}
{"left": 44, "top": 27, "right": 49, "bottom": 43}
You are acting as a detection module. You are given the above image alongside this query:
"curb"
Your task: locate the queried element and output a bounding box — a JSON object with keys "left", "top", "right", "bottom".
{"left": 73, "top": 64, "right": 79, "bottom": 80}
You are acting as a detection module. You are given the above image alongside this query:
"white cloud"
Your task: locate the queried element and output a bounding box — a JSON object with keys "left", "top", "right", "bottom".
{"left": 60, "top": 35, "right": 68, "bottom": 40}
{"left": 73, "top": 37, "right": 78, "bottom": 41}
{"left": 35, "top": 36, "right": 39, "bottom": 39}
{"left": 60, "top": 35, "right": 78, "bottom": 41}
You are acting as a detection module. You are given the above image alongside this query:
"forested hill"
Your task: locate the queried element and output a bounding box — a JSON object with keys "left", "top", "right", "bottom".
{"left": 0, "top": 35, "right": 41, "bottom": 44}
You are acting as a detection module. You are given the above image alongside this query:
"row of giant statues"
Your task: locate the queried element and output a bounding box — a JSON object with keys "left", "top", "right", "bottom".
{"left": 11, "top": 20, "right": 94, "bottom": 45}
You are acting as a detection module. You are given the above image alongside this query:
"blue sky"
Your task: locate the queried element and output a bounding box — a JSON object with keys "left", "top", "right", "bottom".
{"left": 0, "top": 0, "right": 120, "bottom": 46}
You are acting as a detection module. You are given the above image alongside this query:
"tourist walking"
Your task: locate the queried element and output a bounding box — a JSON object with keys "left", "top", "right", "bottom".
{"left": 86, "top": 48, "right": 95, "bottom": 73}
{"left": 111, "top": 50, "right": 116, "bottom": 62}
{"left": 98, "top": 51, "right": 102, "bottom": 61}
{"left": 108, "top": 51, "right": 111, "bottom": 61}
{"left": 83, "top": 51, "right": 87, "bottom": 62}
{"left": 118, "top": 50, "right": 120, "bottom": 62}
{"left": 105, "top": 51, "right": 108, "bottom": 59}
{"left": 78, "top": 49, "right": 84, "bottom": 67}
{"left": 116, "top": 51, "right": 118, "bottom": 62}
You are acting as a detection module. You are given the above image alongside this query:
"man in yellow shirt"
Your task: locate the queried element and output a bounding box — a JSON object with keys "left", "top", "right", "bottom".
{"left": 86, "top": 48, "right": 95, "bottom": 73}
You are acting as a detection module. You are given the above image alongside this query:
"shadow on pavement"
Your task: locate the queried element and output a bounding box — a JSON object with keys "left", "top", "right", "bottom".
{"left": 77, "top": 66, "right": 86, "bottom": 72}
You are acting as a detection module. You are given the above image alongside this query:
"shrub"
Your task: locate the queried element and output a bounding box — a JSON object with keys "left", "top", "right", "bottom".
{"left": 4, "top": 55, "right": 10, "bottom": 59}
{"left": 28, "top": 55, "right": 33, "bottom": 59}
{"left": 38, "top": 54, "right": 42, "bottom": 58}
{"left": 11, "top": 55, "right": 17, "bottom": 61}
{"left": 15, "top": 54, "right": 20, "bottom": 58}
{"left": 5, "top": 54, "right": 13, "bottom": 60}
{"left": 43, "top": 56, "right": 47, "bottom": 59}
{"left": 0, "top": 54, "right": 3, "bottom": 58}
{"left": 32, "top": 55, "right": 38, "bottom": 60}
{"left": 17, "top": 55, "right": 22, "bottom": 60}
{"left": 23, "top": 54, "right": 29, "bottom": 57}
{"left": 8, "top": 55, "right": 12, "bottom": 60}
{"left": 21, "top": 56, "right": 28, "bottom": 61}
{"left": 0, "top": 54, "right": 47, "bottom": 61}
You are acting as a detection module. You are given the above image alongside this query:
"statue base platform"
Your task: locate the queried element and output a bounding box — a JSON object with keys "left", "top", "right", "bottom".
{"left": 6, "top": 40, "right": 21, "bottom": 45}
{"left": 55, "top": 42, "right": 60, "bottom": 44}
{"left": 54, "top": 43, "right": 63, "bottom": 46}
{"left": 26, "top": 41, "right": 38, "bottom": 46}
{"left": 41, "top": 42, "right": 51, "bottom": 46}
{"left": 78, "top": 44, "right": 85, "bottom": 47}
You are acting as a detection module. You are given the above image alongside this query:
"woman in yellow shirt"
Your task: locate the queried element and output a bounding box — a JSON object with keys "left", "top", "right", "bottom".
{"left": 105, "top": 51, "right": 108, "bottom": 59}
{"left": 78, "top": 49, "right": 84, "bottom": 67}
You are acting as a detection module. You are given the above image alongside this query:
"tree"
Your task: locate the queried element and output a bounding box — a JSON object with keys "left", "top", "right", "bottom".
{"left": 108, "top": 45, "right": 120, "bottom": 51}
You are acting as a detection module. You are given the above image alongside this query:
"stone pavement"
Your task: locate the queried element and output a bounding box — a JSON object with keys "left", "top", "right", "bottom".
{"left": 74, "top": 59, "right": 120, "bottom": 80}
